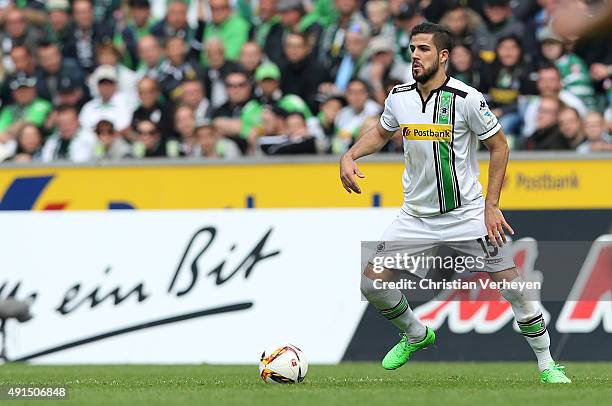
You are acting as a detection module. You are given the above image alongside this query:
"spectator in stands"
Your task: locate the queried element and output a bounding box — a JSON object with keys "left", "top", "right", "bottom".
{"left": 480, "top": 0, "right": 524, "bottom": 63}
{"left": 56, "top": 76, "right": 89, "bottom": 111}
{"left": 332, "top": 79, "right": 381, "bottom": 153}
{"left": 393, "top": 2, "right": 425, "bottom": 64}
{"left": 91, "top": 0, "right": 120, "bottom": 23}
{"left": 79, "top": 65, "right": 135, "bottom": 134}
{"left": 202, "top": 39, "right": 241, "bottom": 109}
{"left": 366, "top": 0, "right": 395, "bottom": 38}
{"left": 317, "top": 93, "right": 347, "bottom": 138}
{"left": 88, "top": 43, "right": 139, "bottom": 108}
{"left": 522, "top": 95, "right": 565, "bottom": 150}
{"left": 320, "top": 0, "right": 369, "bottom": 71}
{"left": 35, "top": 41, "right": 86, "bottom": 105}
{"left": 174, "top": 104, "right": 197, "bottom": 155}
{"left": 0, "top": 8, "right": 40, "bottom": 71}
{"left": 259, "top": 110, "right": 318, "bottom": 155}
{"left": 265, "top": 0, "right": 323, "bottom": 66}
{"left": 440, "top": 2, "right": 488, "bottom": 57}
{"left": 177, "top": 80, "right": 209, "bottom": 122}
{"left": 133, "top": 119, "right": 178, "bottom": 158}
{"left": 93, "top": 119, "right": 131, "bottom": 159}
{"left": 448, "top": 42, "right": 484, "bottom": 91}
{"left": 193, "top": 123, "right": 240, "bottom": 158}
{"left": 250, "top": 105, "right": 285, "bottom": 142}
{"left": 150, "top": 0, "right": 194, "bottom": 44}
{"left": 251, "top": 0, "right": 281, "bottom": 52}
{"left": 558, "top": 106, "right": 585, "bottom": 150}
{"left": 2, "top": 46, "right": 41, "bottom": 102}
{"left": 523, "top": 0, "right": 558, "bottom": 59}
{"left": 538, "top": 28, "right": 597, "bottom": 109}
{"left": 0, "top": 0, "right": 611, "bottom": 165}
{"left": 131, "top": 77, "right": 174, "bottom": 141}
{"left": 522, "top": 64, "right": 587, "bottom": 138}
{"left": 242, "top": 62, "right": 312, "bottom": 140}
{"left": 577, "top": 111, "right": 612, "bottom": 153}
{"left": 135, "top": 35, "right": 165, "bottom": 81}
{"left": 198, "top": 0, "right": 250, "bottom": 64}
{"left": 41, "top": 105, "right": 95, "bottom": 162}
{"left": 211, "top": 69, "right": 253, "bottom": 151}
{"left": 112, "top": 0, "right": 153, "bottom": 70}
{"left": 10, "top": 45, "right": 37, "bottom": 78}
{"left": 64, "top": 0, "right": 114, "bottom": 72}
{"left": 125, "top": 0, "right": 157, "bottom": 39}
{"left": 331, "top": 25, "right": 370, "bottom": 92}
{"left": 483, "top": 35, "right": 535, "bottom": 140}
{"left": 280, "top": 32, "right": 330, "bottom": 111}
{"left": 12, "top": 123, "right": 43, "bottom": 163}
{"left": 45, "top": 0, "right": 73, "bottom": 46}
{"left": 0, "top": 75, "right": 52, "bottom": 140}
{"left": 158, "top": 36, "right": 203, "bottom": 101}
{"left": 240, "top": 42, "right": 263, "bottom": 79}
{"left": 358, "top": 36, "right": 412, "bottom": 105}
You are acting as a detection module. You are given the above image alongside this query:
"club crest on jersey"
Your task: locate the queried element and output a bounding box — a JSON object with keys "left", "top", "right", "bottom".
{"left": 400, "top": 124, "right": 453, "bottom": 142}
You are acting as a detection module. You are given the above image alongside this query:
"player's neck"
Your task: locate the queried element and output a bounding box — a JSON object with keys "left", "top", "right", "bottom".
{"left": 416, "top": 72, "right": 448, "bottom": 101}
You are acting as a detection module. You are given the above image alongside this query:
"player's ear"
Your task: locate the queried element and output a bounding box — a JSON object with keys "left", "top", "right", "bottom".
{"left": 439, "top": 49, "right": 449, "bottom": 64}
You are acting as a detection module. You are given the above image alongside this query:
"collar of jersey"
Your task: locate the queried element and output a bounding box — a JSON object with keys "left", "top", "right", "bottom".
{"left": 415, "top": 76, "right": 450, "bottom": 113}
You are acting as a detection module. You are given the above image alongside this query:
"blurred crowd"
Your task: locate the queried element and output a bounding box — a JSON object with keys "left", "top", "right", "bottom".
{"left": 0, "top": 0, "right": 611, "bottom": 163}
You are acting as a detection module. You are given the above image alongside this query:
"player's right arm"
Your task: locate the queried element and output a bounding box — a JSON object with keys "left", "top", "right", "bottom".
{"left": 340, "top": 92, "right": 398, "bottom": 194}
{"left": 340, "top": 123, "right": 395, "bottom": 194}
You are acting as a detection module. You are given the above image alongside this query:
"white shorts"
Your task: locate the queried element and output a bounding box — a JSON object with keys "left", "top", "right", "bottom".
{"left": 372, "top": 198, "right": 515, "bottom": 277}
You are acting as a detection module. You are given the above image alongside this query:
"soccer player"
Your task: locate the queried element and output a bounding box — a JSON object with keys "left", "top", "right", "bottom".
{"left": 339, "top": 22, "right": 571, "bottom": 384}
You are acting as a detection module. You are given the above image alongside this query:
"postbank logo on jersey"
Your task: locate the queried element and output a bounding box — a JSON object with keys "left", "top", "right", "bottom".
{"left": 400, "top": 124, "right": 453, "bottom": 142}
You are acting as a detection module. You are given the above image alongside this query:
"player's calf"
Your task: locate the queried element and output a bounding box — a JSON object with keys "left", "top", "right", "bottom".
{"left": 496, "top": 271, "right": 571, "bottom": 383}
{"left": 360, "top": 266, "right": 435, "bottom": 369}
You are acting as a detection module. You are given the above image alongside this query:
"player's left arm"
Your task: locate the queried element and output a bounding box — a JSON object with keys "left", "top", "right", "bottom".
{"left": 481, "top": 130, "right": 514, "bottom": 247}
{"left": 464, "top": 92, "right": 514, "bottom": 247}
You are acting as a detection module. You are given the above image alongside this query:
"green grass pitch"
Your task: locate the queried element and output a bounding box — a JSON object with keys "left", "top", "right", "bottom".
{"left": 1, "top": 362, "right": 611, "bottom": 405}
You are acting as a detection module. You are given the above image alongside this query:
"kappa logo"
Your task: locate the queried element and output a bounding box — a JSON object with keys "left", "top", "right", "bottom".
{"left": 479, "top": 100, "right": 486, "bottom": 110}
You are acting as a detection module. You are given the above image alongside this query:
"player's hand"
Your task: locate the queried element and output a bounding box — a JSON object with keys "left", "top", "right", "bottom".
{"left": 484, "top": 204, "right": 514, "bottom": 247}
{"left": 339, "top": 154, "right": 365, "bottom": 194}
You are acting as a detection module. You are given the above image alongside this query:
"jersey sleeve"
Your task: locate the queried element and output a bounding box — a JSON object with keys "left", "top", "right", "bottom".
{"left": 379, "top": 93, "right": 400, "bottom": 132}
{"left": 464, "top": 91, "right": 501, "bottom": 141}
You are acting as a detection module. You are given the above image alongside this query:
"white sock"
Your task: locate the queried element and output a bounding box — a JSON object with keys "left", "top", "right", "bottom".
{"left": 500, "top": 283, "right": 555, "bottom": 372}
{"left": 526, "top": 332, "right": 554, "bottom": 372}
{"left": 360, "top": 275, "right": 426, "bottom": 342}
{"left": 518, "top": 314, "right": 554, "bottom": 372}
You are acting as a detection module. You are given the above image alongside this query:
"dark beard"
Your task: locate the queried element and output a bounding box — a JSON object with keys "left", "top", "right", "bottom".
{"left": 413, "top": 62, "right": 440, "bottom": 84}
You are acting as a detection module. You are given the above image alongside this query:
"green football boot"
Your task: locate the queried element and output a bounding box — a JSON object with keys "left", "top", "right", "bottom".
{"left": 382, "top": 327, "right": 436, "bottom": 370}
{"left": 540, "top": 363, "right": 572, "bottom": 384}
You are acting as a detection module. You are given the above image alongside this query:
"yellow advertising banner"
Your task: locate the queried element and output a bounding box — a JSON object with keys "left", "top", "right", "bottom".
{"left": 0, "top": 159, "right": 610, "bottom": 210}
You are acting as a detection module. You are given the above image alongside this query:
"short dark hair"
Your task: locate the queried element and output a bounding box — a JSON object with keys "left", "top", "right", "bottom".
{"left": 37, "top": 39, "right": 58, "bottom": 50}
{"left": 284, "top": 32, "right": 308, "bottom": 46}
{"left": 224, "top": 67, "right": 249, "bottom": 83}
{"left": 348, "top": 78, "right": 372, "bottom": 96}
{"left": 56, "top": 104, "right": 78, "bottom": 115}
{"left": 95, "top": 119, "right": 115, "bottom": 134}
{"left": 410, "top": 22, "right": 454, "bottom": 53}
{"left": 538, "top": 61, "right": 560, "bottom": 74}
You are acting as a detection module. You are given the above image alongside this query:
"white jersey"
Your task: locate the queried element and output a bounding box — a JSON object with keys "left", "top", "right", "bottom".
{"left": 379, "top": 76, "right": 501, "bottom": 217}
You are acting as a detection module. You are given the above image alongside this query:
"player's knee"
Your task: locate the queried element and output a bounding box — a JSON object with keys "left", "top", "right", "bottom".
{"left": 360, "top": 273, "right": 377, "bottom": 297}
{"left": 499, "top": 279, "right": 540, "bottom": 322}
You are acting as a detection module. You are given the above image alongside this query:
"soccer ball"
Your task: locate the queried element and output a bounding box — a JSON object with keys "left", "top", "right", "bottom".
{"left": 259, "top": 343, "right": 308, "bottom": 384}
